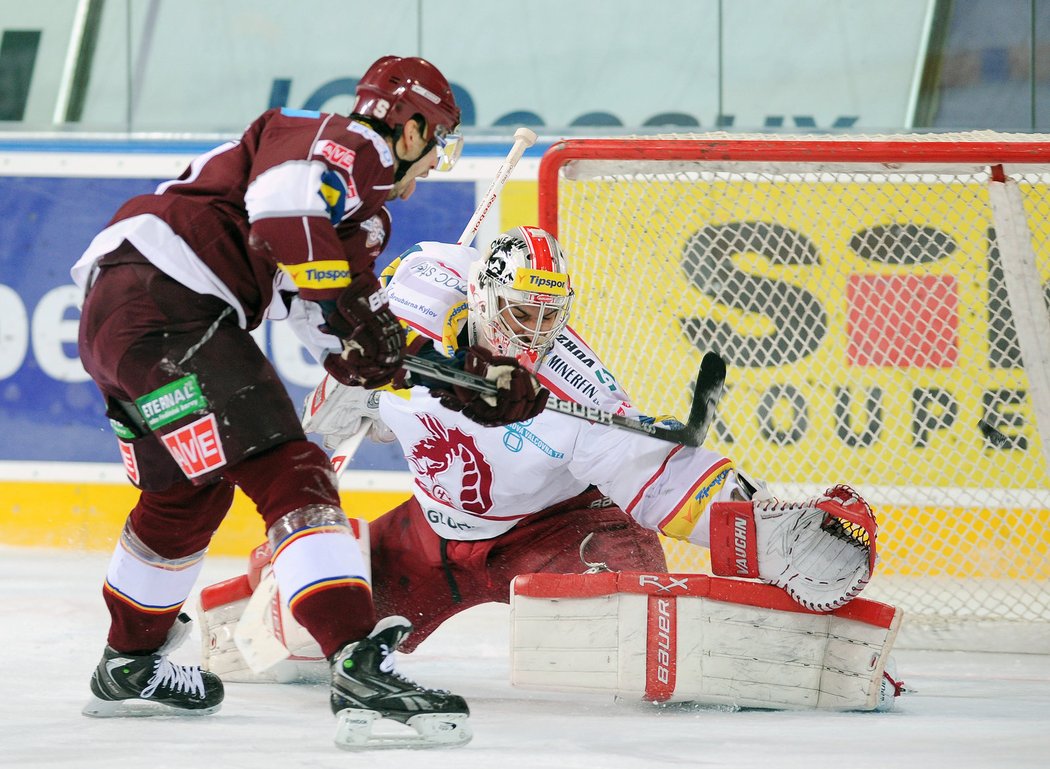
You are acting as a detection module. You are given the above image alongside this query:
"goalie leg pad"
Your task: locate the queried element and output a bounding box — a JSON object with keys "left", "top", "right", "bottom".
{"left": 510, "top": 571, "right": 901, "bottom": 711}
{"left": 197, "top": 518, "right": 370, "bottom": 683}
{"left": 198, "top": 572, "right": 327, "bottom": 683}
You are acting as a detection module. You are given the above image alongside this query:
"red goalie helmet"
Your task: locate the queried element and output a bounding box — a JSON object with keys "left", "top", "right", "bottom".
{"left": 353, "top": 56, "right": 462, "bottom": 169}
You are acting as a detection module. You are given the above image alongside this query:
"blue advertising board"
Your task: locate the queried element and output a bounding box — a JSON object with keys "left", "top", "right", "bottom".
{"left": 0, "top": 163, "right": 477, "bottom": 471}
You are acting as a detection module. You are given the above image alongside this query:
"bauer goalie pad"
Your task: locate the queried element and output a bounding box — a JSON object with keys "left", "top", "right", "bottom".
{"left": 510, "top": 571, "right": 901, "bottom": 711}
{"left": 197, "top": 519, "right": 369, "bottom": 683}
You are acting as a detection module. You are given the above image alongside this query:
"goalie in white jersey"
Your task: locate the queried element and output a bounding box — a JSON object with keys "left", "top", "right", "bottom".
{"left": 201, "top": 226, "right": 880, "bottom": 687}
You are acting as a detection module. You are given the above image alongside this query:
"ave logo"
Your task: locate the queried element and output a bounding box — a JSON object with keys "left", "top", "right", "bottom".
{"left": 161, "top": 413, "right": 227, "bottom": 478}
{"left": 315, "top": 140, "right": 356, "bottom": 172}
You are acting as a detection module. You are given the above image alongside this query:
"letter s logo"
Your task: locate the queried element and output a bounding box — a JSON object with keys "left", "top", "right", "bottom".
{"left": 679, "top": 221, "right": 826, "bottom": 367}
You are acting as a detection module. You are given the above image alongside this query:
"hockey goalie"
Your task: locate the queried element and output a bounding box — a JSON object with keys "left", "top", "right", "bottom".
{"left": 199, "top": 226, "right": 903, "bottom": 723}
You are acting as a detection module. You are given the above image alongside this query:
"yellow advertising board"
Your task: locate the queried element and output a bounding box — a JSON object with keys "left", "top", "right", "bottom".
{"left": 510, "top": 175, "right": 1050, "bottom": 580}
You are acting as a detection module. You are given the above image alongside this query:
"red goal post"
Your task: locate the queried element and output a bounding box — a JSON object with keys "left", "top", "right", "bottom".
{"left": 537, "top": 133, "right": 1050, "bottom": 652}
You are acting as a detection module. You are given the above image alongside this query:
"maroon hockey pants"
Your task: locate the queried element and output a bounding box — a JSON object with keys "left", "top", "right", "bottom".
{"left": 369, "top": 488, "right": 668, "bottom": 652}
{"left": 79, "top": 253, "right": 372, "bottom": 654}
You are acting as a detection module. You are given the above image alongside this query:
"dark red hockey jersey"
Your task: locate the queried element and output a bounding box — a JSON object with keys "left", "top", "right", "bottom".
{"left": 72, "top": 108, "right": 396, "bottom": 330}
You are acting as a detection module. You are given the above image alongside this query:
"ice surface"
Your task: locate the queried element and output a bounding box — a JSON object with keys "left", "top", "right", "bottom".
{"left": 3, "top": 546, "right": 1048, "bottom": 769}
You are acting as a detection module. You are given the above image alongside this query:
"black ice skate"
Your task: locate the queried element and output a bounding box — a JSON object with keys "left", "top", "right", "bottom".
{"left": 82, "top": 613, "right": 224, "bottom": 717}
{"left": 331, "top": 615, "right": 472, "bottom": 749}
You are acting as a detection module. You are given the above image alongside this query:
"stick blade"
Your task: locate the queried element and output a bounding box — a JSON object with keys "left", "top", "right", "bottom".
{"left": 681, "top": 352, "right": 726, "bottom": 446}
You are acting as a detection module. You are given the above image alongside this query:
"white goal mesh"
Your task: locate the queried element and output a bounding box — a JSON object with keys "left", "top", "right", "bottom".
{"left": 538, "top": 133, "right": 1050, "bottom": 652}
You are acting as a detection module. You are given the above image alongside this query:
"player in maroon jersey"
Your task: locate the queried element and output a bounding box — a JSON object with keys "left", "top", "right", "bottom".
{"left": 71, "top": 55, "right": 494, "bottom": 746}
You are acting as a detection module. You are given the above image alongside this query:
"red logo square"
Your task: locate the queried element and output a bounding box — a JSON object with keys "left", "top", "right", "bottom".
{"left": 317, "top": 140, "right": 356, "bottom": 172}
{"left": 161, "top": 413, "right": 228, "bottom": 478}
{"left": 118, "top": 440, "right": 139, "bottom": 485}
{"left": 847, "top": 275, "right": 959, "bottom": 368}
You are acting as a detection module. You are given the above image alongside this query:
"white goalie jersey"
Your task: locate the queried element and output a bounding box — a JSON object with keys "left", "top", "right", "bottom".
{"left": 307, "top": 241, "right": 745, "bottom": 544}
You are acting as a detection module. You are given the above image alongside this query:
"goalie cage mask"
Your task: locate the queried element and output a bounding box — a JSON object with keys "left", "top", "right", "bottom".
{"left": 467, "top": 226, "right": 575, "bottom": 368}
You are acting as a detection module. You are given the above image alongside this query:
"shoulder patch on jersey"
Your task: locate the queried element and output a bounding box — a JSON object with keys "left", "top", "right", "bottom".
{"left": 318, "top": 169, "right": 350, "bottom": 224}
{"left": 347, "top": 122, "right": 394, "bottom": 168}
{"left": 379, "top": 255, "right": 403, "bottom": 288}
{"left": 441, "top": 302, "right": 468, "bottom": 357}
{"left": 361, "top": 213, "right": 387, "bottom": 248}
{"left": 280, "top": 107, "right": 322, "bottom": 119}
{"left": 314, "top": 139, "right": 356, "bottom": 172}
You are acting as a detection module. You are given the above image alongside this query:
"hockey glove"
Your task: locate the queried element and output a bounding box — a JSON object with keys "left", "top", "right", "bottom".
{"left": 301, "top": 374, "right": 396, "bottom": 449}
{"left": 708, "top": 484, "right": 877, "bottom": 612}
{"left": 435, "top": 345, "right": 549, "bottom": 427}
{"left": 320, "top": 275, "right": 405, "bottom": 389}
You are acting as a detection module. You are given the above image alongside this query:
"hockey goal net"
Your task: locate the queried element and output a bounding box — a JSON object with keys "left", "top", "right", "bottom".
{"left": 538, "top": 133, "right": 1050, "bottom": 653}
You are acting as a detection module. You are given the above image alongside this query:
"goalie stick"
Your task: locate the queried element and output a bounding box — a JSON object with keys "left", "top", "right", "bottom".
{"left": 457, "top": 126, "right": 537, "bottom": 245}
{"left": 403, "top": 350, "right": 727, "bottom": 447}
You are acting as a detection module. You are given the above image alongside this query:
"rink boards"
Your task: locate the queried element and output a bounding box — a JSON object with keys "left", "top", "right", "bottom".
{"left": 1, "top": 462, "right": 1045, "bottom": 582}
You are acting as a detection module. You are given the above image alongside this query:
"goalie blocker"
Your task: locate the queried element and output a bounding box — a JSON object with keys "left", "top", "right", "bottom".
{"left": 510, "top": 571, "right": 902, "bottom": 711}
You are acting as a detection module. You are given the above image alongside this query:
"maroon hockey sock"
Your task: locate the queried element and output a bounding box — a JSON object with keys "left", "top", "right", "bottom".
{"left": 105, "top": 597, "right": 181, "bottom": 654}
{"left": 291, "top": 584, "right": 377, "bottom": 658}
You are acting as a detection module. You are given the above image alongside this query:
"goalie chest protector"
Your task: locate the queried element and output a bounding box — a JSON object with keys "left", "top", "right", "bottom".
{"left": 509, "top": 571, "right": 901, "bottom": 711}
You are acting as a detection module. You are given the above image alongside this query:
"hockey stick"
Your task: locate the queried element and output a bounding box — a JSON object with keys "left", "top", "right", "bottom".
{"left": 403, "top": 350, "right": 727, "bottom": 447}
{"left": 329, "top": 425, "right": 368, "bottom": 476}
{"left": 457, "top": 126, "right": 537, "bottom": 246}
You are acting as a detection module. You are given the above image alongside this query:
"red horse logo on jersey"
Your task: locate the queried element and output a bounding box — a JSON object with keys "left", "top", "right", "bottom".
{"left": 408, "top": 413, "right": 494, "bottom": 515}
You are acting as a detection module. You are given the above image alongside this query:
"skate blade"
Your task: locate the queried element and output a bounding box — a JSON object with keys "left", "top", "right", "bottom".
{"left": 82, "top": 694, "right": 221, "bottom": 718}
{"left": 334, "top": 709, "right": 472, "bottom": 750}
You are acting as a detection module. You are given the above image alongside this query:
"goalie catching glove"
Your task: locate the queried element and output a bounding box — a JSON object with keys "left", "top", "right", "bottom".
{"left": 320, "top": 274, "right": 405, "bottom": 389}
{"left": 433, "top": 345, "right": 549, "bottom": 427}
{"left": 709, "top": 484, "right": 877, "bottom": 612}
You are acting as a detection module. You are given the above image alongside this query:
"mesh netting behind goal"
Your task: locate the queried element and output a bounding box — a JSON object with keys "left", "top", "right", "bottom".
{"left": 537, "top": 133, "right": 1050, "bottom": 652}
